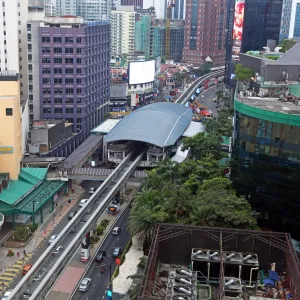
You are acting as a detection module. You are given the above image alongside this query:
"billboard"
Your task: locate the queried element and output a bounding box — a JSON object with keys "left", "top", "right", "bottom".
{"left": 129, "top": 61, "right": 155, "bottom": 85}
{"left": 232, "top": 0, "right": 245, "bottom": 61}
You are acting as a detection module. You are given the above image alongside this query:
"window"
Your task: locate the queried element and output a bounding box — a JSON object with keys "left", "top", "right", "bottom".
{"left": 42, "top": 47, "right": 50, "bottom": 53}
{"left": 65, "top": 58, "right": 73, "bottom": 64}
{"left": 66, "top": 98, "right": 73, "bottom": 104}
{"left": 77, "top": 68, "right": 82, "bottom": 74}
{"left": 65, "top": 78, "right": 73, "bottom": 84}
{"left": 28, "top": 44, "right": 32, "bottom": 51}
{"left": 28, "top": 54, "right": 32, "bottom": 61}
{"left": 54, "top": 58, "right": 62, "bottom": 64}
{"left": 66, "top": 88, "right": 73, "bottom": 94}
{"left": 53, "top": 37, "right": 62, "bottom": 43}
{"left": 54, "top": 78, "right": 62, "bottom": 84}
{"left": 66, "top": 108, "right": 73, "bottom": 114}
{"left": 65, "top": 48, "right": 73, "bottom": 54}
{"left": 54, "top": 98, "right": 62, "bottom": 104}
{"left": 76, "top": 58, "right": 82, "bottom": 64}
{"left": 27, "top": 34, "right": 32, "bottom": 42}
{"left": 42, "top": 68, "right": 50, "bottom": 74}
{"left": 66, "top": 68, "right": 73, "bottom": 74}
{"left": 76, "top": 48, "right": 82, "bottom": 54}
{"left": 77, "top": 88, "right": 82, "bottom": 94}
{"left": 76, "top": 78, "right": 81, "bottom": 84}
{"left": 27, "top": 24, "right": 31, "bottom": 31}
{"left": 42, "top": 78, "right": 50, "bottom": 84}
{"left": 54, "top": 108, "right": 62, "bottom": 114}
{"left": 54, "top": 48, "right": 62, "bottom": 54}
{"left": 42, "top": 37, "right": 50, "bottom": 43}
{"left": 6, "top": 108, "right": 13, "bottom": 116}
{"left": 65, "top": 37, "right": 73, "bottom": 43}
{"left": 42, "top": 58, "right": 51, "bottom": 64}
{"left": 76, "top": 37, "right": 81, "bottom": 43}
{"left": 54, "top": 68, "right": 62, "bottom": 74}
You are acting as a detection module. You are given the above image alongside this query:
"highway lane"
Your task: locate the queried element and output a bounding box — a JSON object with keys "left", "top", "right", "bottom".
{"left": 8, "top": 181, "right": 101, "bottom": 294}
{"left": 71, "top": 206, "right": 131, "bottom": 300}
{"left": 198, "top": 88, "right": 218, "bottom": 116}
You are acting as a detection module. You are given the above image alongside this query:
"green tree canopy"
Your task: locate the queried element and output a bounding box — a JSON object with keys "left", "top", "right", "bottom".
{"left": 205, "top": 108, "right": 233, "bottom": 137}
{"left": 235, "top": 64, "right": 254, "bottom": 81}
{"left": 182, "top": 132, "right": 222, "bottom": 160}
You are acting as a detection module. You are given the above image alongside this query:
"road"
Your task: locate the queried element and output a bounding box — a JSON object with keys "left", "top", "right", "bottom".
{"left": 8, "top": 181, "right": 101, "bottom": 295}
{"left": 198, "top": 87, "right": 218, "bottom": 116}
{"left": 71, "top": 207, "right": 130, "bottom": 300}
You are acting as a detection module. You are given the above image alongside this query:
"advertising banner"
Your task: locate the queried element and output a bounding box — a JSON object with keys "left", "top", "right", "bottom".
{"left": 232, "top": 0, "right": 245, "bottom": 61}
{"left": 0, "top": 146, "right": 14, "bottom": 154}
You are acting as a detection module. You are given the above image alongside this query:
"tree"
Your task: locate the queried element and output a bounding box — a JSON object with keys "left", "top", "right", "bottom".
{"left": 182, "top": 132, "right": 222, "bottom": 160}
{"left": 279, "top": 39, "right": 297, "bottom": 53}
{"left": 206, "top": 108, "right": 233, "bottom": 137}
{"left": 200, "top": 177, "right": 233, "bottom": 192}
{"left": 189, "top": 189, "right": 257, "bottom": 229}
{"left": 235, "top": 64, "right": 254, "bottom": 81}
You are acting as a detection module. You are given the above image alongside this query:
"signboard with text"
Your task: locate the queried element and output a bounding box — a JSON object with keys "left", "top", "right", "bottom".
{"left": 232, "top": 0, "right": 245, "bottom": 61}
{"left": 0, "top": 146, "right": 13, "bottom": 154}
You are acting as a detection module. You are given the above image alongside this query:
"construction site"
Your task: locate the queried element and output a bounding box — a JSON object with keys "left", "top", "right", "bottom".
{"left": 138, "top": 224, "right": 300, "bottom": 300}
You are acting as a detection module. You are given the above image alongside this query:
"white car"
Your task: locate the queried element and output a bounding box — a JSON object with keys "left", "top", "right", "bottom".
{"left": 53, "top": 245, "right": 63, "bottom": 255}
{"left": 89, "top": 187, "right": 95, "bottom": 194}
{"left": 49, "top": 235, "right": 58, "bottom": 245}
{"left": 79, "top": 199, "right": 89, "bottom": 207}
{"left": 2, "top": 290, "right": 12, "bottom": 300}
{"left": 79, "top": 278, "right": 92, "bottom": 292}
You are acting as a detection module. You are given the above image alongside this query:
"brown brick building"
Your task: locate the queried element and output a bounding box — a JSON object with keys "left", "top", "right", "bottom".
{"left": 182, "top": 0, "right": 227, "bottom": 68}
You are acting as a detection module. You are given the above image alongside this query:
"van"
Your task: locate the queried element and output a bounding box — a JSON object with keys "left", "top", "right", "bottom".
{"left": 22, "top": 264, "right": 33, "bottom": 275}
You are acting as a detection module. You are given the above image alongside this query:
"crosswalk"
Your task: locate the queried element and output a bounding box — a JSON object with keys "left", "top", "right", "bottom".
{"left": 0, "top": 253, "right": 32, "bottom": 292}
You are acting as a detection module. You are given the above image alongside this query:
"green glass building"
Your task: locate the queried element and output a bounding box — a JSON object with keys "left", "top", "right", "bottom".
{"left": 135, "top": 14, "right": 153, "bottom": 58}
{"left": 232, "top": 82, "right": 300, "bottom": 237}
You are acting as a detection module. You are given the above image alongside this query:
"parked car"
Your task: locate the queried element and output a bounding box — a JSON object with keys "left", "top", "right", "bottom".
{"left": 21, "top": 290, "right": 32, "bottom": 299}
{"left": 79, "top": 199, "right": 89, "bottom": 207}
{"left": 68, "top": 211, "right": 77, "bottom": 220}
{"left": 81, "top": 214, "right": 90, "bottom": 223}
{"left": 49, "top": 235, "right": 58, "bottom": 245}
{"left": 53, "top": 245, "right": 63, "bottom": 255}
{"left": 112, "top": 227, "right": 121, "bottom": 236}
{"left": 79, "top": 278, "right": 92, "bottom": 292}
{"left": 95, "top": 250, "right": 106, "bottom": 262}
{"left": 112, "top": 247, "right": 122, "bottom": 258}
{"left": 89, "top": 187, "right": 95, "bottom": 194}
{"left": 33, "top": 268, "right": 46, "bottom": 281}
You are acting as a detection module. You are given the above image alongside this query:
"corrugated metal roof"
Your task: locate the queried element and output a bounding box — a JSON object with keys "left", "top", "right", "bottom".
{"left": 62, "top": 135, "right": 103, "bottom": 169}
{"left": 277, "top": 42, "right": 300, "bottom": 63}
{"left": 104, "top": 102, "right": 193, "bottom": 148}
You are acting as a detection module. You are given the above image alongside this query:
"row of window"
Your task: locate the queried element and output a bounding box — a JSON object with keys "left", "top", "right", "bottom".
{"left": 42, "top": 78, "right": 83, "bottom": 84}
{"left": 42, "top": 37, "right": 83, "bottom": 43}
{"left": 42, "top": 57, "right": 83, "bottom": 64}
{"left": 42, "top": 68, "right": 84, "bottom": 74}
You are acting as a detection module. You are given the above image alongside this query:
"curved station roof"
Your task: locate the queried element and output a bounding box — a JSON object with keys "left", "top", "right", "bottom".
{"left": 104, "top": 102, "right": 193, "bottom": 147}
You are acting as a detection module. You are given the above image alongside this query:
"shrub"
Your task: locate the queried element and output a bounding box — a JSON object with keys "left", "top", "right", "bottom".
{"left": 90, "top": 235, "right": 100, "bottom": 244}
{"left": 7, "top": 249, "right": 14, "bottom": 257}
{"left": 96, "top": 225, "right": 104, "bottom": 236}
{"left": 100, "top": 219, "right": 109, "bottom": 228}
{"left": 29, "top": 223, "right": 38, "bottom": 232}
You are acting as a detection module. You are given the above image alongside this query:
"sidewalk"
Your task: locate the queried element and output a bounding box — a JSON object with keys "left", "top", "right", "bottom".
{"left": 0, "top": 184, "right": 85, "bottom": 293}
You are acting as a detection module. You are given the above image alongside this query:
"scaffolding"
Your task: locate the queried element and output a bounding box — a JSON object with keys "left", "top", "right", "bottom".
{"left": 139, "top": 224, "right": 300, "bottom": 300}
{"left": 135, "top": 14, "right": 153, "bottom": 58}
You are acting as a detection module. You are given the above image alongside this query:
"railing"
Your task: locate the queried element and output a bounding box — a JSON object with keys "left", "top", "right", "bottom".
{"left": 27, "top": 151, "right": 145, "bottom": 300}
{"left": 175, "top": 70, "right": 225, "bottom": 105}
{"left": 8, "top": 151, "right": 136, "bottom": 300}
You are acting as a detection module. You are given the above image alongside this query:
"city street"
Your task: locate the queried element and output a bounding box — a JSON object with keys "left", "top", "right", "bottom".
{"left": 7, "top": 181, "right": 101, "bottom": 294}
{"left": 197, "top": 87, "right": 218, "bottom": 116}
{"left": 71, "top": 207, "right": 130, "bottom": 300}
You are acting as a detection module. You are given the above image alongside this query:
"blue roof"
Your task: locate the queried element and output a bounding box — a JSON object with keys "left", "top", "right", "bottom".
{"left": 104, "top": 102, "right": 193, "bottom": 147}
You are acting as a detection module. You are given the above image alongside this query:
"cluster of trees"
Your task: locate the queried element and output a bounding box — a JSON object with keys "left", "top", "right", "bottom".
{"left": 235, "top": 64, "right": 254, "bottom": 81}
{"left": 279, "top": 39, "right": 297, "bottom": 53}
{"left": 128, "top": 128, "right": 257, "bottom": 241}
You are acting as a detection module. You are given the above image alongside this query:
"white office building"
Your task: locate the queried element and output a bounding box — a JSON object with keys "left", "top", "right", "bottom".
{"left": 111, "top": 6, "right": 136, "bottom": 57}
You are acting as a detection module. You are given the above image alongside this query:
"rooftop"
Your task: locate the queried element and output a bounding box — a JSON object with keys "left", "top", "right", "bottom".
{"left": 90, "top": 119, "right": 121, "bottom": 135}
{"left": 104, "top": 102, "right": 193, "bottom": 148}
{"left": 0, "top": 168, "right": 48, "bottom": 205}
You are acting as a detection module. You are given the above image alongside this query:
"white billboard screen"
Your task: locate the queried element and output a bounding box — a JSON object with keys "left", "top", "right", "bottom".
{"left": 129, "top": 61, "right": 155, "bottom": 85}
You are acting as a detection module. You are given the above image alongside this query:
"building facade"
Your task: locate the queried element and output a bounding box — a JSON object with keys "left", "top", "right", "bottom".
{"left": 121, "top": 0, "right": 143, "bottom": 7}
{"left": 111, "top": 6, "right": 136, "bottom": 57}
{"left": 163, "top": 0, "right": 186, "bottom": 19}
{"left": 153, "top": 19, "right": 184, "bottom": 61}
{"left": 135, "top": 14, "right": 153, "bottom": 58}
{"left": 38, "top": 16, "right": 110, "bottom": 136}
{"left": 0, "top": 73, "right": 23, "bottom": 180}
{"left": 225, "top": 0, "right": 284, "bottom": 86}
{"left": 231, "top": 46, "right": 300, "bottom": 238}
{"left": 182, "top": 0, "right": 227, "bottom": 68}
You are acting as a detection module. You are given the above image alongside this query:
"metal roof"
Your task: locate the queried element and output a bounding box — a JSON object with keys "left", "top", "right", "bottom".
{"left": 62, "top": 135, "right": 103, "bottom": 169}
{"left": 90, "top": 119, "right": 121, "bottom": 134}
{"left": 104, "top": 102, "right": 193, "bottom": 147}
{"left": 277, "top": 42, "right": 300, "bottom": 64}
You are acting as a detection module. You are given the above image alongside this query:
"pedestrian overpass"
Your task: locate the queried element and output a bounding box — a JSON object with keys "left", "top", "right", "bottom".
{"left": 47, "top": 168, "right": 147, "bottom": 181}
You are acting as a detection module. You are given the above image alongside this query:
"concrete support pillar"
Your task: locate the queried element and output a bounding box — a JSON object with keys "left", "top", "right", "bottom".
{"left": 32, "top": 214, "right": 35, "bottom": 225}
{"left": 40, "top": 208, "right": 43, "bottom": 223}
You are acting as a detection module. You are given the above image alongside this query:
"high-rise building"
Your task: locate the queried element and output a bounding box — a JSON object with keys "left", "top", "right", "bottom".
{"left": 0, "top": 72, "right": 23, "bottom": 180}
{"left": 225, "top": 0, "right": 283, "bottom": 86}
{"left": 45, "top": 0, "right": 57, "bottom": 16}
{"left": 0, "top": 0, "right": 33, "bottom": 101}
{"left": 163, "top": 0, "right": 186, "bottom": 19}
{"left": 231, "top": 43, "right": 300, "bottom": 237}
{"left": 182, "top": 0, "right": 227, "bottom": 68}
{"left": 37, "top": 16, "right": 110, "bottom": 134}
{"left": 54, "top": 0, "right": 77, "bottom": 15}
{"left": 111, "top": 6, "right": 136, "bottom": 57}
{"left": 153, "top": 19, "right": 184, "bottom": 61}
{"left": 143, "top": 0, "right": 165, "bottom": 18}
{"left": 121, "top": 0, "right": 143, "bottom": 7}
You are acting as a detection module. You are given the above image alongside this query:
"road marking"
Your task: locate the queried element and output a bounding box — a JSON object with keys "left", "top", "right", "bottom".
{"left": 86, "top": 297, "right": 88, "bottom": 300}
{"left": 102, "top": 296, "right": 104, "bottom": 299}
{"left": 93, "top": 283, "right": 95, "bottom": 287}
{"left": 99, "top": 273, "right": 101, "bottom": 277}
